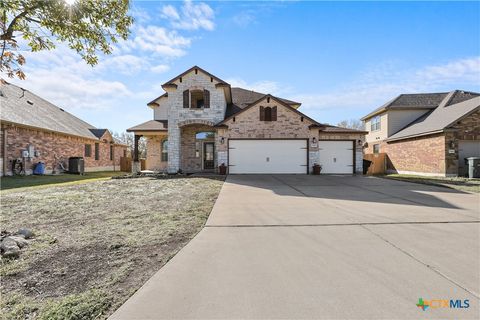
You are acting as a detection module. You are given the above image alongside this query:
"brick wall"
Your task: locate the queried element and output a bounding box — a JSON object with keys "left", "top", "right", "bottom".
{"left": 384, "top": 134, "right": 446, "bottom": 175}
{"left": 180, "top": 125, "right": 215, "bottom": 172}
{"left": 1, "top": 124, "right": 127, "bottom": 175}
{"left": 146, "top": 135, "right": 168, "bottom": 171}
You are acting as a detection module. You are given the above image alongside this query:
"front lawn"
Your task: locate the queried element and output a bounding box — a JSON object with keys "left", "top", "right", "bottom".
{"left": 384, "top": 174, "right": 480, "bottom": 193}
{"left": 0, "top": 176, "right": 224, "bottom": 319}
{"left": 0, "top": 171, "right": 127, "bottom": 191}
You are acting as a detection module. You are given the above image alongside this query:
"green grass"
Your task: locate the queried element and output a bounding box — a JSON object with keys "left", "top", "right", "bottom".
{"left": 384, "top": 174, "right": 480, "bottom": 193}
{"left": 0, "top": 171, "right": 127, "bottom": 191}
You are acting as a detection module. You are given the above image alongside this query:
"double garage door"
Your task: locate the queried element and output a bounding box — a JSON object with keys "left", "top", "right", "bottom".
{"left": 228, "top": 139, "right": 354, "bottom": 174}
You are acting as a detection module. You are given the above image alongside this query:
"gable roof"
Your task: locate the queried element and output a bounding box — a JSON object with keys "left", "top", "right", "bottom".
{"left": 0, "top": 80, "right": 107, "bottom": 140}
{"left": 217, "top": 94, "right": 319, "bottom": 126}
{"left": 162, "top": 65, "right": 229, "bottom": 88}
{"left": 126, "top": 120, "right": 168, "bottom": 132}
{"left": 225, "top": 87, "right": 301, "bottom": 118}
{"left": 361, "top": 90, "right": 480, "bottom": 121}
{"left": 387, "top": 96, "right": 480, "bottom": 141}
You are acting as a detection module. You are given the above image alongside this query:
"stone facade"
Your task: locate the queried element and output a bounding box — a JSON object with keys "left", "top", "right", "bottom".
{"left": 1, "top": 124, "right": 127, "bottom": 175}
{"left": 164, "top": 70, "right": 227, "bottom": 173}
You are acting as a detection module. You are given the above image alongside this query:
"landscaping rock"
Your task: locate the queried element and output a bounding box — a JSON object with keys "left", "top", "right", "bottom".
{"left": 17, "top": 228, "right": 34, "bottom": 239}
{"left": 0, "top": 237, "right": 21, "bottom": 259}
{"left": 8, "top": 236, "right": 29, "bottom": 248}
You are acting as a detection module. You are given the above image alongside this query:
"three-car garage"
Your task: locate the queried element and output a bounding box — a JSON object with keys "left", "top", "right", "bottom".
{"left": 227, "top": 139, "right": 355, "bottom": 174}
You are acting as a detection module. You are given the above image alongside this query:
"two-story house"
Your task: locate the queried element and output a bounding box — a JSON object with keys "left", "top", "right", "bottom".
{"left": 361, "top": 90, "right": 480, "bottom": 176}
{"left": 127, "top": 66, "right": 366, "bottom": 174}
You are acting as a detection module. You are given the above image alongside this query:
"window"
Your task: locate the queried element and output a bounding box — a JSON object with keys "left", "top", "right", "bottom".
{"left": 183, "top": 89, "right": 210, "bottom": 108}
{"left": 95, "top": 143, "right": 99, "bottom": 160}
{"left": 161, "top": 140, "right": 168, "bottom": 162}
{"left": 373, "top": 144, "right": 380, "bottom": 154}
{"left": 260, "top": 106, "right": 277, "bottom": 121}
{"left": 110, "top": 145, "right": 114, "bottom": 161}
{"left": 85, "top": 144, "right": 91, "bottom": 157}
{"left": 371, "top": 116, "right": 381, "bottom": 131}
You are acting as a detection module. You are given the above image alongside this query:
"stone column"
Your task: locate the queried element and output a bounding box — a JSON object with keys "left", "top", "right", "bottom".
{"left": 168, "top": 126, "right": 181, "bottom": 173}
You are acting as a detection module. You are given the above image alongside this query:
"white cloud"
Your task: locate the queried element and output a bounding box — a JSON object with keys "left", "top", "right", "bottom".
{"left": 232, "top": 11, "right": 256, "bottom": 28}
{"left": 151, "top": 64, "right": 170, "bottom": 74}
{"left": 120, "top": 26, "right": 191, "bottom": 58}
{"left": 291, "top": 56, "right": 480, "bottom": 112}
{"left": 161, "top": 0, "right": 215, "bottom": 31}
{"left": 225, "top": 78, "right": 288, "bottom": 95}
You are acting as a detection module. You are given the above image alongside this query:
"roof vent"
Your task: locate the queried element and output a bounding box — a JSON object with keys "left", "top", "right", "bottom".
{"left": 60, "top": 108, "right": 65, "bottom": 111}
{"left": 27, "top": 100, "right": 33, "bottom": 105}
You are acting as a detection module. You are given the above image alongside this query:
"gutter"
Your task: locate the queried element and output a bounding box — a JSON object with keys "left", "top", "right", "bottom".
{"left": 386, "top": 129, "right": 444, "bottom": 142}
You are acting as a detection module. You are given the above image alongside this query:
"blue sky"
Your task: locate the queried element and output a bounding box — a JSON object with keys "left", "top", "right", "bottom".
{"left": 6, "top": 1, "right": 480, "bottom": 133}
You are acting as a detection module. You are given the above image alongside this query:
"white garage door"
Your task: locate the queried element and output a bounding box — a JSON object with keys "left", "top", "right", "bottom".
{"left": 318, "top": 141, "right": 354, "bottom": 174}
{"left": 229, "top": 139, "right": 307, "bottom": 174}
{"left": 458, "top": 140, "right": 480, "bottom": 176}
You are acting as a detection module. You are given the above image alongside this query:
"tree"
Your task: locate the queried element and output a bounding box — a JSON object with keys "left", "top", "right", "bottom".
{"left": 112, "top": 131, "right": 146, "bottom": 159}
{"left": 1, "top": 0, "right": 133, "bottom": 79}
{"left": 337, "top": 119, "right": 364, "bottom": 130}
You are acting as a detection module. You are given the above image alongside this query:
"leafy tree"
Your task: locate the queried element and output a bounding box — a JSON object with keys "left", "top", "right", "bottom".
{"left": 337, "top": 119, "right": 364, "bottom": 130}
{"left": 0, "top": 0, "right": 133, "bottom": 79}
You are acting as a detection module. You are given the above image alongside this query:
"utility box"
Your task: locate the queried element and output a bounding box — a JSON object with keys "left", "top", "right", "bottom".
{"left": 68, "top": 157, "right": 85, "bottom": 175}
{"left": 466, "top": 157, "right": 480, "bottom": 179}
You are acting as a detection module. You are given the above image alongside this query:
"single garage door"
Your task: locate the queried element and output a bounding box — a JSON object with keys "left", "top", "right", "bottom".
{"left": 229, "top": 139, "right": 307, "bottom": 174}
{"left": 318, "top": 140, "right": 354, "bottom": 174}
{"left": 458, "top": 140, "right": 480, "bottom": 176}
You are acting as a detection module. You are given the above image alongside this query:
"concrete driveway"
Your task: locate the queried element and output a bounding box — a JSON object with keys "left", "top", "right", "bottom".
{"left": 110, "top": 175, "right": 480, "bottom": 319}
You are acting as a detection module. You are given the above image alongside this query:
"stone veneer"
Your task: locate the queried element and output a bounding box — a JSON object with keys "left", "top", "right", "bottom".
{"left": 164, "top": 70, "right": 227, "bottom": 173}
{"left": 1, "top": 124, "right": 127, "bottom": 175}
{"left": 180, "top": 124, "right": 215, "bottom": 172}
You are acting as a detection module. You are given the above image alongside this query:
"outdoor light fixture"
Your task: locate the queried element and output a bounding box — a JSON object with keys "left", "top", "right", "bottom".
{"left": 220, "top": 137, "right": 225, "bottom": 144}
{"left": 312, "top": 137, "right": 317, "bottom": 145}
{"left": 450, "top": 140, "right": 455, "bottom": 149}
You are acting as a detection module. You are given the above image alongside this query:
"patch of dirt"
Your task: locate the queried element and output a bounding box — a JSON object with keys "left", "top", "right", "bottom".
{"left": 0, "top": 176, "right": 224, "bottom": 319}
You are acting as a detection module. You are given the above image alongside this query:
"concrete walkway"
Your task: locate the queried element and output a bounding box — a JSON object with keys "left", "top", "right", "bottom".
{"left": 110, "top": 175, "right": 480, "bottom": 319}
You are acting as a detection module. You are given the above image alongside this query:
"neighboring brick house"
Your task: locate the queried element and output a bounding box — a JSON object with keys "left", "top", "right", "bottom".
{"left": 128, "top": 66, "right": 366, "bottom": 174}
{"left": 0, "top": 80, "right": 128, "bottom": 176}
{"left": 361, "top": 90, "right": 480, "bottom": 176}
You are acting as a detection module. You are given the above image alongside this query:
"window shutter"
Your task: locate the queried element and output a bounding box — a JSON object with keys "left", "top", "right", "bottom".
{"left": 272, "top": 106, "right": 277, "bottom": 121}
{"left": 183, "top": 90, "right": 189, "bottom": 108}
{"left": 204, "top": 89, "right": 210, "bottom": 108}
{"left": 260, "top": 106, "right": 265, "bottom": 121}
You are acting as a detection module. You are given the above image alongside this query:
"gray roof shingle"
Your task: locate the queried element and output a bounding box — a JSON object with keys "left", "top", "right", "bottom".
{"left": 127, "top": 120, "right": 168, "bottom": 132}
{"left": 0, "top": 80, "right": 104, "bottom": 140}
{"left": 388, "top": 95, "right": 480, "bottom": 141}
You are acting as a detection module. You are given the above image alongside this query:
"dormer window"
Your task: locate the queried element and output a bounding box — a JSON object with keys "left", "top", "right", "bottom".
{"left": 183, "top": 89, "right": 210, "bottom": 109}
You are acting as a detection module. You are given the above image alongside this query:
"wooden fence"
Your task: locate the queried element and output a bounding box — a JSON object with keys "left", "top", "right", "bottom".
{"left": 364, "top": 153, "right": 387, "bottom": 175}
{"left": 120, "top": 157, "right": 132, "bottom": 172}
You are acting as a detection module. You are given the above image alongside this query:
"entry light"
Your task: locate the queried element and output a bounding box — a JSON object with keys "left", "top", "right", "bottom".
{"left": 220, "top": 137, "right": 225, "bottom": 144}
{"left": 312, "top": 137, "right": 317, "bottom": 144}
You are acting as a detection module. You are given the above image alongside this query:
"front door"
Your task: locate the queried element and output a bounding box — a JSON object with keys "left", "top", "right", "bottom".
{"left": 203, "top": 142, "right": 215, "bottom": 169}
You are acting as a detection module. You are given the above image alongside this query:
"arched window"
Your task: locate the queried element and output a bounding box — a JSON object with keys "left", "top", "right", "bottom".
{"left": 161, "top": 140, "right": 168, "bottom": 162}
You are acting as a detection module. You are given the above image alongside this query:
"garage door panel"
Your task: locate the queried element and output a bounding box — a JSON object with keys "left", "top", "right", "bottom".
{"left": 318, "top": 141, "right": 354, "bottom": 174}
{"left": 229, "top": 140, "right": 307, "bottom": 174}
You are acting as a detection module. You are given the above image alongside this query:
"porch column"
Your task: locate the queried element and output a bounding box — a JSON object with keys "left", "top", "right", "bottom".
{"left": 133, "top": 134, "right": 142, "bottom": 173}
{"left": 167, "top": 126, "right": 181, "bottom": 173}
